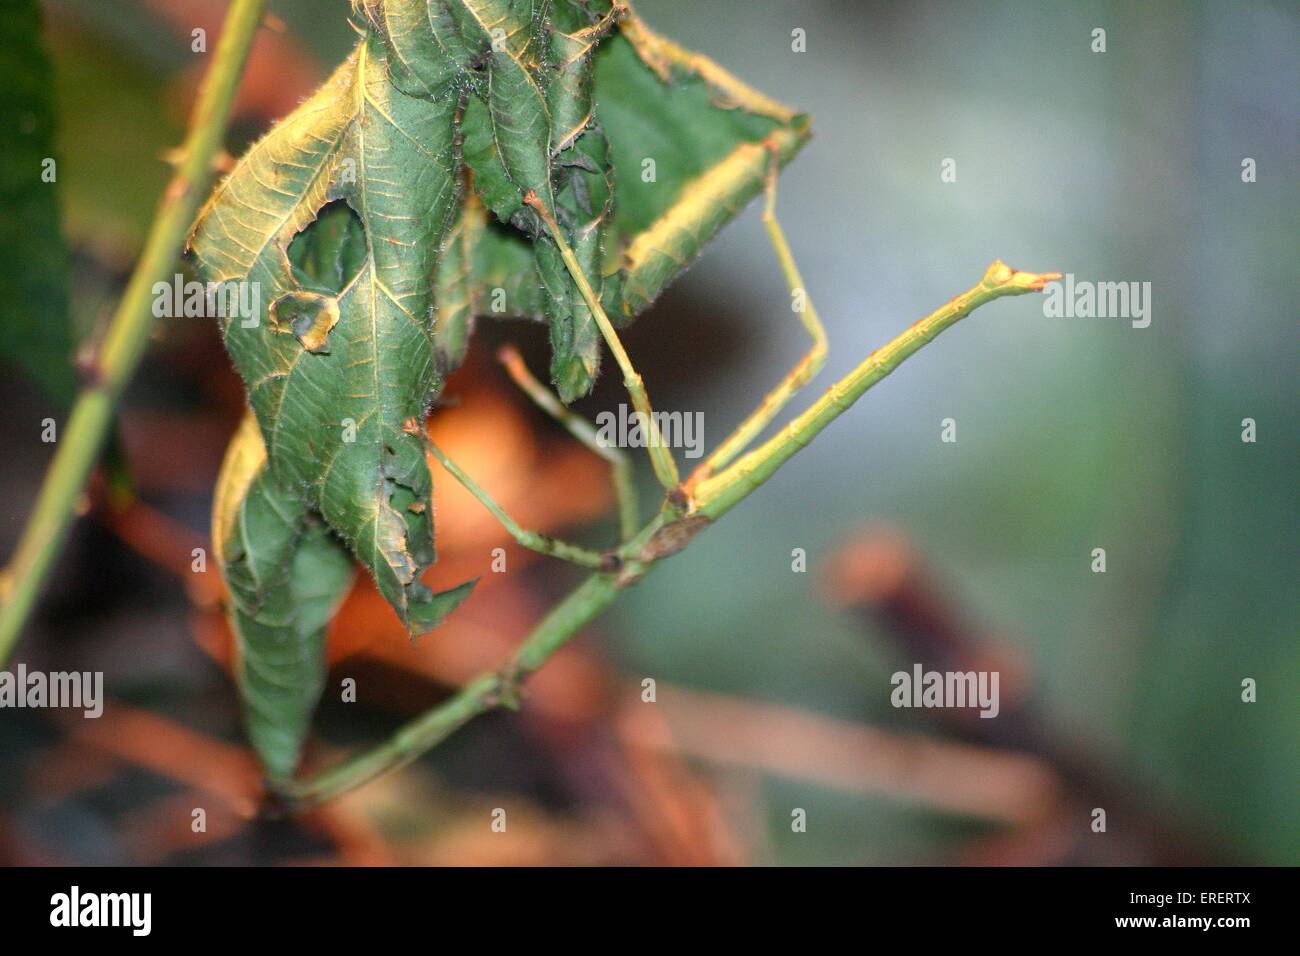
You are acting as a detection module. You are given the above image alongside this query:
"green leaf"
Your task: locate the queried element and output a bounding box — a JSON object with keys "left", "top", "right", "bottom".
{"left": 212, "top": 413, "right": 354, "bottom": 782}
{"left": 471, "top": 219, "right": 548, "bottom": 321}
{"left": 537, "top": 8, "right": 614, "bottom": 400}
{"left": 192, "top": 35, "right": 475, "bottom": 636}
{"left": 461, "top": 94, "right": 527, "bottom": 225}
{"left": 0, "top": 0, "right": 75, "bottom": 404}
{"left": 432, "top": 188, "right": 484, "bottom": 372}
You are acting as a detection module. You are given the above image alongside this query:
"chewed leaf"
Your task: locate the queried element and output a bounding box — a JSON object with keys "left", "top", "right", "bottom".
{"left": 191, "top": 31, "right": 476, "bottom": 635}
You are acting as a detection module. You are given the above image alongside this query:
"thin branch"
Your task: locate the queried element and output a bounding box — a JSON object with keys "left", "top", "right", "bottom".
{"left": 0, "top": 0, "right": 268, "bottom": 663}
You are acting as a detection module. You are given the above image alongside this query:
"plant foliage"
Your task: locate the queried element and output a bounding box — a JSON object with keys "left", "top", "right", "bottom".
{"left": 190, "top": 0, "right": 809, "bottom": 780}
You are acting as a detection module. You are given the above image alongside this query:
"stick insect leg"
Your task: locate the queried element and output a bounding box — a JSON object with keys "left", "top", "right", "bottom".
{"left": 684, "top": 158, "right": 827, "bottom": 492}
{"left": 524, "top": 193, "right": 681, "bottom": 492}
{"left": 402, "top": 419, "right": 612, "bottom": 571}
{"left": 498, "top": 345, "right": 640, "bottom": 542}
{"left": 690, "top": 262, "right": 1061, "bottom": 519}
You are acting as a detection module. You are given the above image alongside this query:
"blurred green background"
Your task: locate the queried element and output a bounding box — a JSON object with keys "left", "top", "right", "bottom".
{"left": 1, "top": 0, "right": 1295, "bottom": 865}
{"left": 606, "top": 0, "right": 1300, "bottom": 865}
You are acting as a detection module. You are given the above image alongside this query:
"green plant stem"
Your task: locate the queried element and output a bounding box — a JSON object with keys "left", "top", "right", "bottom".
{"left": 283, "top": 260, "right": 1057, "bottom": 811}
{"left": 0, "top": 0, "right": 266, "bottom": 664}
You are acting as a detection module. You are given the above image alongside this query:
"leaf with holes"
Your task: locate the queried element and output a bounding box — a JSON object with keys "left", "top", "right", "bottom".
{"left": 191, "top": 35, "right": 474, "bottom": 641}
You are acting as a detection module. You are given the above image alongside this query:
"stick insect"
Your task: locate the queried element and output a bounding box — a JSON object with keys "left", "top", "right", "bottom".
{"left": 191, "top": 0, "right": 811, "bottom": 785}
{"left": 192, "top": 0, "right": 1056, "bottom": 797}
